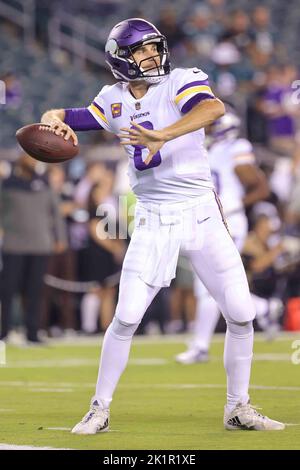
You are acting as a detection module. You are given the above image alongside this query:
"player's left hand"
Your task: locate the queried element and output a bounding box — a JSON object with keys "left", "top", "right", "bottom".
{"left": 118, "top": 122, "right": 166, "bottom": 165}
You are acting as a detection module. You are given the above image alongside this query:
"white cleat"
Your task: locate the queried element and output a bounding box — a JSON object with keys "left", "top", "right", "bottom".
{"left": 268, "top": 298, "right": 284, "bottom": 322}
{"left": 175, "top": 347, "right": 209, "bottom": 364}
{"left": 71, "top": 400, "right": 110, "bottom": 435}
{"left": 224, "top": 402, "right": 285, "bottom": 431}
{"left": 256, "top": 297, "right": 283, "bottom": 341}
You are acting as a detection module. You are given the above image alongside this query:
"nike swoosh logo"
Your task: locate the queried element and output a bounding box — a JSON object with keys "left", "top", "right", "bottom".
{"left": 197, "top": 217, "right": 210, "bottom": 224}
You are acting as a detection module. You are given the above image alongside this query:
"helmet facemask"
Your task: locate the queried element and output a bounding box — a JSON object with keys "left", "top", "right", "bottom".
{"left": 105, "top": 36, "right": 170, "bottom": 84}
{"left": 129, "top": 38, "right": 170, "bottom": 83}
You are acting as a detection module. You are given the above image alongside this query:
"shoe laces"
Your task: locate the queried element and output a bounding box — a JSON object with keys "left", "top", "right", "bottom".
{"left": 82, "top": 404, "right": 100, "bottom": 424}
{"left": 238, "top": 402, "right": 265, "bottom": 421}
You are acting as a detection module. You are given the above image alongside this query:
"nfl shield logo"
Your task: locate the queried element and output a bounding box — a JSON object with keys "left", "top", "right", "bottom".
{"left": 135, "top": 102, "right": 141, "bottom": 110}
{"left": 111, "top": 103, "right": 122, "bottom": 118}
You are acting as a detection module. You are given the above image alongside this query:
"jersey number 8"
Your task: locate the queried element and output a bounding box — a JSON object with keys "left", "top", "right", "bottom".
{"left": 132, "top": 121, "right": 162, "bottom": 171}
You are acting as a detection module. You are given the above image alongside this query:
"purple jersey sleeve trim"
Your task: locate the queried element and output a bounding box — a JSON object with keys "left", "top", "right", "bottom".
{"left": 64, "top": 108, "right": 103, "bottom": 131}
{"left": 176, "top": 79, "right": 210, "bottom": 96}
{"left": 181, "top": 94, "right": 215, "bottom": 114}
{"left": 92, "top": 101, "right": 105, "bottom": 114}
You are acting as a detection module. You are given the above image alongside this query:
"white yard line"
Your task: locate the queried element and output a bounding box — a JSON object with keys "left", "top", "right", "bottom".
{"left": 44, "top": 331, "right": 300, "bottom": 347}
{"left": 1, "top": 380, "right": 300, "bottom": 392}
{"left": 29, "top": 388, "right": 74, "bottom": 393}
{"left": 129, "top": 358, "right": 168, "bottom": 365}
{"left": 0, "top": 380, "right": 95, "bottom": 388}
{"left": 1, "top": 358, "right": 98, "bottom": 368}
{"left": 1, "top": 357, "right": 168, "bottom": 368}
{"left": 0, "top": 353, "right": 295, "bottom": 368}
{"left": 45, "top": 427, "right": 71, "bottom": 431}
{"left": 120, "top": 383, "right": 300, "bottom": 392}
{"left": 253, "top": 353, "right": 292, "bottom": 361}
{"left": 0, "top": 443, "right": 72, "bottom": 450}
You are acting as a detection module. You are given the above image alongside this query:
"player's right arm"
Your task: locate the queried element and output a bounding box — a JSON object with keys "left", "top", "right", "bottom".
{"left": 41, "top": 87, "right": 113, "bottom": 145}
{"left": 41, "top": 108, "right": 78, "bottom": 146}
{"left": 235, "top": 164, "right": 270, "bottom": 207}
{"left": 231, "top": 139, "right": 270, "bottom": 206}
{"left": 41, "top": 104, "right": 105, "bottom": 146}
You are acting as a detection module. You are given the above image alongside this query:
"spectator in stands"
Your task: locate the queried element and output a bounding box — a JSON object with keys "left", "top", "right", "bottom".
{"left": 285, "top": 165, "right": 300, "bottom": 236}
{"left": 249, "top": 6, "right": 277, "bottom": 67}
{"left": 157, "top": 6, "right": 188, "bottom": 63}
{"left": 0, "top": 160, "right": 11, "bottom": 182}
{"left": 70, "top": 161, "right": 110, "bottom": 265}
{"left": 242, "top": 212, "right": 285, "bottom": 334}
{"left": 0, "top": 72, "right": 22, "bottom": 109}
{"left": 210, "top": 41, "right": 254, "bottom": 100}
{"left": 0, "top": 153, "right": 67, "bottom": 344}
{"left": 167, "top": 256, "right": 196, "bottom": 334}
{"left": 40, "top": 164, "right": 77, "bottom": 336}
{"left": 80, "top": 172, "right": 126, "bottom": 334}
{"left": 261, "top": 64, "right": 299, "bottom": 156}
{"left": 220, "top": 9, "right": 253, "bottom": 55}
{"left": 243, "top": 212, "right": 284, "bottom": 297}
{"left": 246, "top": 84, "right": 269, "bottom": 145}
{"left": 207, "top": 0, "right": 228, "bottom": 30}
{"left": 182, "top": 5, "right": 218, "bottom": 61}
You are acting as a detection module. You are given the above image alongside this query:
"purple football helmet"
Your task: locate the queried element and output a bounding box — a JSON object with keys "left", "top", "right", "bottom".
{"left": 209, "top": 111, "right": 241, "bottom": 142}
{"left": 105, "top": 18, "right": 170, "bottom": 83}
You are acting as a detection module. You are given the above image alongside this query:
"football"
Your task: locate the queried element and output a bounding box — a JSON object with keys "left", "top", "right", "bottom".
{"left": 16, "top": 123, "right": 79, "bottom": 163}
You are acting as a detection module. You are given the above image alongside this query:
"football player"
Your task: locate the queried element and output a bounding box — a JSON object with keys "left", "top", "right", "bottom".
{"left": 176, "top": 110, "right": 283, "bottom": 366}
{"left": 41, "top": 18, "right": 285, "bottom": 432}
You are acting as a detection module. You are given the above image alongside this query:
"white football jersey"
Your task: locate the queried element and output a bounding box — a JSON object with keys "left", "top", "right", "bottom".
{"left": 208, "top": 138, "right": 255, "bottom": 216}
{"left": 87, "top": 68, "right": 215, "bottom": 203}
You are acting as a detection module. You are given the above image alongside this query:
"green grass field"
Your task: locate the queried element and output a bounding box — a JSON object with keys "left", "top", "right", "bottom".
{"left": 0, "top": 333, "right": 300, "bottom": 450}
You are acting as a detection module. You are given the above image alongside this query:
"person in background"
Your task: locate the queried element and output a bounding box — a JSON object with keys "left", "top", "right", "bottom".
{"left": 242, "top": 213, "right": 285, "bottom": 333}
{"left": 167, "top": 256, "right": 196, "bottom": 334}
{"left": 249, "top": 6, "right": 277, "bottom": 67}
{"left": 81, "top": 178, "right": 126, "bottom": 333}
{"left": 0, "top": 72, "right": 22, "bottom": 109}
{"left": 220, "top": 10, "right": 253, "bottom": 55}
{"left": 40, "top": 164, "right": 77, "bottom": 336}
{"left": 0, "top": 153, "right": 67, "bottom": 344}
{"left": 262, "top": 64, "right": 300, "bottom": 157}
{"left": 175, "top": 110, "right": 277, "bottom": 365}
{"left": 70, "top": 161, "right": 113, "bottom": 332}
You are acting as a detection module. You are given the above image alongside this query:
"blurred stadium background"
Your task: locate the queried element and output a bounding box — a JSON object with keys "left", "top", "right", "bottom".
{"left": 1, "top": 0, "right": 300, "bottom": 346}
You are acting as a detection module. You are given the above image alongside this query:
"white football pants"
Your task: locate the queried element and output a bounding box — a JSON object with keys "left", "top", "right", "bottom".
{"left": 94, "top": 191, "right": 255, "bottom": 410}
{"left": 193, "top": 211, "right": 270, "bottom": 352}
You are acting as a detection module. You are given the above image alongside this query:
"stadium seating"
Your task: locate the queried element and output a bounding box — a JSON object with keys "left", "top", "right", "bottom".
{"left": 1, "top": 0, "right": 300, "bottom": 148}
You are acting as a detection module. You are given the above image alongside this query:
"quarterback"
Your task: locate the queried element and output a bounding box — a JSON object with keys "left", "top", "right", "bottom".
{"left": 41, "top": 18, "right": 285, "bottom": 432}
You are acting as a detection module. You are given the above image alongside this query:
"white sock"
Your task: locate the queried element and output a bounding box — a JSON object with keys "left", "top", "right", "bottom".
{"left": 193, "top": 293, "right": 220, "bottom": 351}
{"left": 224, "top": 320, "right": 253, "bottom": 412}
{"left": 94, "top": 323, "right": 133, "bottom": 409}
{"left": 81, "top": 293, "right": 100, "bottom": 333}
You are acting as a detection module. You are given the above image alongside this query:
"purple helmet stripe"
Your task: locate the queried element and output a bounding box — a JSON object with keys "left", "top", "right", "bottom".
{"left": 211, "top": 125, "right": 238, "bottom": 138}
{"left": 92, "top": 101, "right": 105, "bottom": 115}
{"left": 181, "top": 93, "right": 214, "bottom": 114}
{"left": 176, "top": 80, "right": 210, "bottom": 96}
